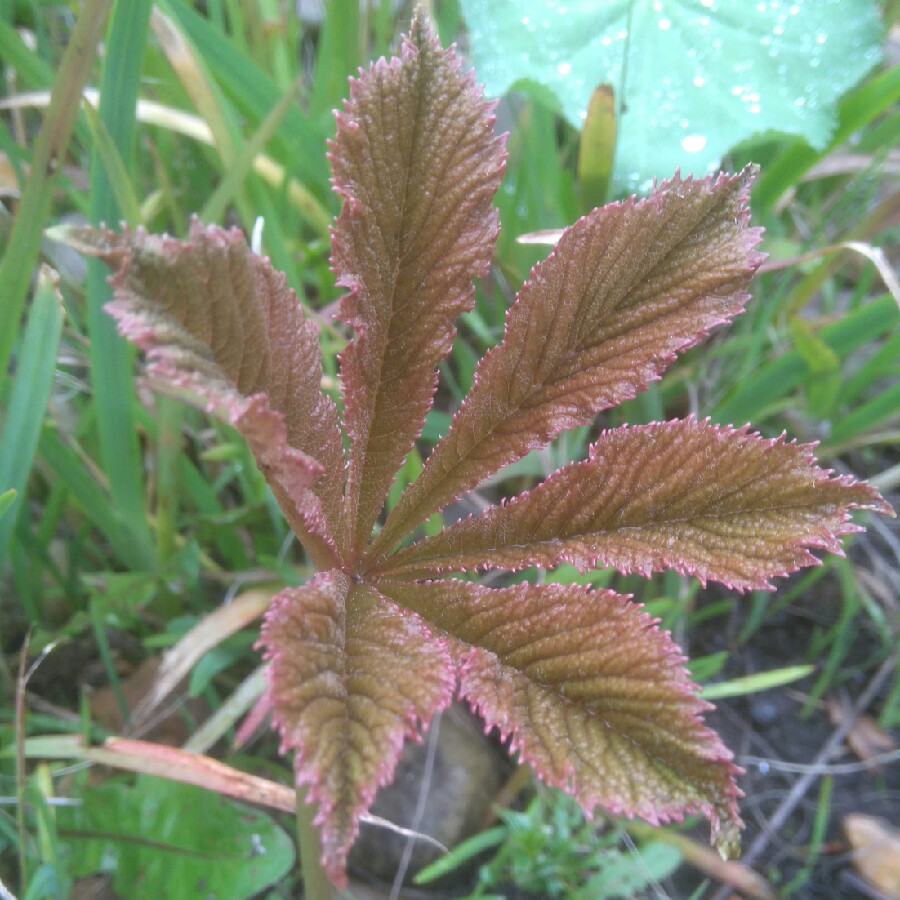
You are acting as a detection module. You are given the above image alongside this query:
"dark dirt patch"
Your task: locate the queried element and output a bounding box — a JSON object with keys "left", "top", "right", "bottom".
{"left": 671, "top": 552, "right": 900, "bottom": 899}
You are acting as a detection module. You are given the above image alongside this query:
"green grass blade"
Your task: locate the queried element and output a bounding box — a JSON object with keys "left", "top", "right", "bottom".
{"left": 82, "top": 102, "right": 143, "bottom": 228}
{"left": 824, "top": 381, "right": 900, "bottom": 449}
{"left": 713, "top": 294, "right": 900, "bottom": 426}
{"left": 0, "top": 488, "right": 16, "bottom": 520}
{"left": 413, "top": 825, "right": 507, "bottom": 884}
{"left": 0, "top": 0, "right": 112, "bottom": 389}
{"left": 701, "top": 665, "right": 815, "bottom": 700}
{"left": 36, "top": 428, "right": 129, "bottom": 561}
{"left": 165, "top": 0, "right": 333, "bottom": 226}
{"left": 308, "top": 0, "right": 361, "bottom": 125}
{"left": 837, "top": 330, "right": 900, "bottom": 408}
{"left": 153, "top": 396, "right": 183, "bottom": 580}
{"left": 86, "top": 0, "right": 155, "bottom": 570}
{"left": 782, "top": 776, "right": 832, "bottom": 895}
{"left": 0, "top": 268, "right": 64, "bottom": 569}
{"left": 89, "top": 597, "right": 130, "bottom": 726}
{"left": 0, "top": 18, "right": 53, "bottom": 87}
{"left": 153, "top": 3, "right": 269, "bottom": 237}
{"left": 200, "top": 74, "right": 303, "bottom": 223}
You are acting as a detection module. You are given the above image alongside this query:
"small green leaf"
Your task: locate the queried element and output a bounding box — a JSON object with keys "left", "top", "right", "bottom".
{"left": 583, "top": 840, "right": 682, "bottom": 897}
{"left": 22, "top": 863, "right": 65, "bottom": 900}
{"left": 59, "top": 775, "right": 294, "bottom": 898}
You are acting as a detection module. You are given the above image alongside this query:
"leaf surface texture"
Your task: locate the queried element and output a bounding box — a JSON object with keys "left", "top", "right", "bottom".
{"left": 379, "top": 419, "right": 891, "bottom": 589}
{"left": 262, "top": 572, "right": 455, "bottom": 886}
{"left": 71, "top": 221, "right": 344, "bottom": 563}
{"left": 370, "top": 169, "right": 764, "bottom": 559}
{"left": 333, "top": 15, "right": 505, "bottom": 558}
{"left": 378, "top": 578, "right": 742, "bottom": 856}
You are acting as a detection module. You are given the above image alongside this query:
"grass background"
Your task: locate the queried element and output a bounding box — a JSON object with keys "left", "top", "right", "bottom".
{"left": 1, "top": 1, "right": 898, "bottom": 897}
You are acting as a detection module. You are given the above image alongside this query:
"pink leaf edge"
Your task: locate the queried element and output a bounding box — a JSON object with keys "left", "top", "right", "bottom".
{"left": 259, "top": 575, "right": 456, "bottom": 887}
{"left": 460, "top": 653, "right": 744, "bottom": 858}
{"left": 378, "top": 417, "right": 891, "bottom": 591}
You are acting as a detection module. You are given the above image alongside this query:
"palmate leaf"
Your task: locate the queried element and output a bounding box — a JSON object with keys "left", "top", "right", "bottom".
{"left": 260, "top": 572, "right": 455, "bottom": 886}
{"left": 377, "top": 578, "right": 742, "bottom": 856}
{"left": 376, "top": 419, "right": 892, "bottom": 590}
{"left": 333, "top": 13, "right": 505, "bottom": 559}
{"left": 68, "top": 220, "right": 344, "bottom": 567}
{"left": 367, "top": 167, "right": 765, "bottom": 562}
{"left": 72, "top": 9, "right": 894, "bottom": 891}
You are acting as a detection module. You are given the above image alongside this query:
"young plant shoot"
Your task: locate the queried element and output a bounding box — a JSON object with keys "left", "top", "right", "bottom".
{"left": 69, "top": 11, "right": 891, "bottom": 888}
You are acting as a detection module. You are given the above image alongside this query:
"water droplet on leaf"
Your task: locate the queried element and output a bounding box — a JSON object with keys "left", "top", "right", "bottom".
{"left": 681, "top": 134, "right": 707, "bottom": 153}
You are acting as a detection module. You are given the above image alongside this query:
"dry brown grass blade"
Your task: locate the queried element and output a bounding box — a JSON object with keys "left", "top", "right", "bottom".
{"left": 758, "top": 240, "right": 900, "bottom": 309}
{"left": 827, "top": 697, "right": 897, "bottom": 772}
{"left": 130, "top": 588, "right": 274, "bottom": 730}
{"left": 0, "top": 90, "right": 326, "bottom": 229}
{"left": 844, "top": 814, "right": 900, "bottom": 898}
{"left": 630, "top": 823, "right": 777, "bottom": 900}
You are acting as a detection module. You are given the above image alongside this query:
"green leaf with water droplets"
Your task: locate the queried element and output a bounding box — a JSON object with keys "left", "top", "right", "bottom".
{"left": 461, "top": 0, "right": 882, "bottom": 192}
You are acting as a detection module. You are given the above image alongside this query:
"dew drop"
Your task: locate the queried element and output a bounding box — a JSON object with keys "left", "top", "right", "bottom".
{"left": 658, "top": 17, "right": 671, "bottom": 30}
{"left": 681, "top": 134, "right": 707, "bottom": 153}
{"left": 557, "top": 61, "right": 572, "bottom": 75}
